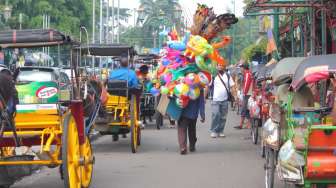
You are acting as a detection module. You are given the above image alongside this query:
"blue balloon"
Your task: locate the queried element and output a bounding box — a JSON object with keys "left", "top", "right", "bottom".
{"left": 150, "top": 87, "right": 160, "bottom": 97}
{"left": 167, "top": 41, "right": 186, "bottom": 51}
{"left": 182, "top": 32, "right": 191, "bottom": 45}
{"left": 162, "top": 58, "right": 170, "bottom": 66}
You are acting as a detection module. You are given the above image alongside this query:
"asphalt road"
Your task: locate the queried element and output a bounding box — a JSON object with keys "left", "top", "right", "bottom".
{"left": 12, "top": 102, "right": 286, "bottom": 188}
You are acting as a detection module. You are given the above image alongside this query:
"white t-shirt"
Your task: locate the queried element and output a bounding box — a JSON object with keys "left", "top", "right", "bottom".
{"left": 213, "top": 72, "right": 235, "bottom": 102}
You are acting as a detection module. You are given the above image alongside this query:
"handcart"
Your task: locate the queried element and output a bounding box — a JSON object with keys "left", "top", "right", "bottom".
{"left": 78, "top": 44, "right": 141, "bottom": 153}
{"left": 0, "top": 29, "right": 96, "bottom": 188}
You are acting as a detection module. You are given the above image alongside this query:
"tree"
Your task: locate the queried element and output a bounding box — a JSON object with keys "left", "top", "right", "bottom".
{"left": 136, "top": 0, "right": 183, "bottom": 48}
{"left": 218, "top": 17, "right": 260, "bottom": 64}
{"left": 1, "top": 0, "right": 94, "bottom": 39}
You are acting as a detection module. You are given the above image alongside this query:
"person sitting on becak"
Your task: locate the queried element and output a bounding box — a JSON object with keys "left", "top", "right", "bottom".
{"left": 109, "top": 53, "right": 139, "bottom": 88}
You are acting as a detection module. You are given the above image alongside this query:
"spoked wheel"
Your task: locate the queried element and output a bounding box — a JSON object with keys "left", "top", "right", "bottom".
{"left": 137, "top": 126, "right": 141, "bottom": 146}
{"left": 80, "top": 136, "right": 94, "bottom": 188}
{"left": 251, "top": 118, "right": 259, "bottom": 145}
{"left": 265, "top": 147, "right": 275, "bottom": 188}
{"left": 130, "top": 95, "right": 139, "bottom": 153}
{"left": 62, "top": 114, "right": 81, "bottom": 188}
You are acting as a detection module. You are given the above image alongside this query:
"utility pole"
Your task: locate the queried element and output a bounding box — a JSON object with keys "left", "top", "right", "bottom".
{"left": 232, "top": 0, "right": 236, "bottom": 64}
{"left": 99, "top": 0, "right": 103, "bottom": 69}
{"left": 106, "top": 0, "right": 109, "bottom": 43}
{"left": 19, "top": 13, "right": 22, "bottom": 30}
{"left": 92, "top": 0, "right": 95, "bottom": 68}
{"left": 99, "top": 0, "right": 103, "bottom": 44}
{"left": 117, "top": 0, "right": 120, "bottom": 43}
{"left": 321, "top": 0, "right": 326, "bottom": 55}
{"left": 134, "top": 8, "right": 136, "bottom": 27}
{"left": 111, "top": 0, "right": 114, "bottom": 43}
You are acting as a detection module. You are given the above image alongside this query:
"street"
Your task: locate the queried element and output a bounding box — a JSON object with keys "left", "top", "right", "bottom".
{"left": 12, "top": 103, "right": 283, "bottom": 188}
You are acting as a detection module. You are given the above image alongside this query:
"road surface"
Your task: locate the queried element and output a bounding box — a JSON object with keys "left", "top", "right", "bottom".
{"left": 12, "top": 103, "right": 285, "bottom": 188}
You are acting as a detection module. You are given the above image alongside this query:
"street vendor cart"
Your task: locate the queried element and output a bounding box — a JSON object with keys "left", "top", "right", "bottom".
{"left": 0, "top": 29, "right": 95, "bottom": 188}
{"left": 264, "top": 55, "right": 336, "bottom": 188}
{"left": 78, "top": 44, "right": 141, "bottom": 153}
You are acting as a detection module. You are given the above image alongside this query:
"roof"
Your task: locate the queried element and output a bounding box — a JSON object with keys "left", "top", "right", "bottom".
{"left": 17, "top": 66, "right": 60, "bottom": 72}
{"left": 135, "top": 54, "right": 160, "bottom": 60}
{"left": 0, "top": 29, "right": 77, "bottom": 48}
{"left": 291, "top": 54, "right": 336, "bottom": 91}
{"left": 271, "top": 57, "right": 305, "bottom": 86}
{"left": 74, "top": 44, "right": 136, "bottom": 57}
{"left": 256, "top": 63, "right": 276, "bottom": 82}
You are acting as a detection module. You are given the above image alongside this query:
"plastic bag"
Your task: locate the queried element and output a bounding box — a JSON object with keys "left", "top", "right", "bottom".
{"left": 248, "top": 97, "right": 261, "bottom": 118}
{"left": 262, "top": 118, "right": 279, "bottom": 146}
{"left": 278, "top": 140, "right": 305, "bottom": 167}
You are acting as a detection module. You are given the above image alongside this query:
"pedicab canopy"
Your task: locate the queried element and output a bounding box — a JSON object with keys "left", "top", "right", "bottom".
{"left": 135, "top": 54, "right": 160, "bottom": 64}
{"left": 255, "top": 62, "right": 276, "bottom": 82}
{"left": 74, "top": 44, "right": 136, "bottom": 57}
{"left": 0, "top": 29, "right": 76, "bottom": 48}
{"left": 271, "top": 57, "right": 305, "bottom": 86}
{"left": 291, "top": 54, "right": 336, "bottom": 91}
{"left": 251, "top": 64, "right": 265, "bottom": 78}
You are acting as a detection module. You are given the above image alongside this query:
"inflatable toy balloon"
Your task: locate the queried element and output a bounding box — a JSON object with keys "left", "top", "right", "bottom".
{"left": 174, "top": 83, "right": 190, "bottom": 97}
{"left": 198, "top": 71, "right": 211, "bottom": 87}
{"left": 188, "top": 87, "right": 201, "bottom": 100}
{"left": 150, "top": 87, "right": 160, "bottom": 97}
{"left": 167, "top": 82, "right": 176, "bottom": 94}
{"left": 162, "top": 58, "right": 170, "bottom": 66}
{"left": 195, "top": 56, "right": 217, "bottom": 74}
{"left": 168, "top": 28, "right": 179, "bottom": 41}
{"left": 159, "top": 29, "right": 169, "bottom": 36}
{"left": 211, "top": 36, "right": 232, "bottom": 49}
{"left": 160, "top": 86, "right": 169, "bottom": 95}
{"left": 184, "top": 73, "right": 200, "bottom": 86}
{"left": 163, "top": 73, "right": 172, "bottom": 84}
{"left": 182, "top": 32, "right": 191, "bottom": 45}
{"left": 167, "top": 41, "right": 186, "bottom": 51}
{"left": 208, "top": 50, "right": 227, "bottom": 66}
{"left": 176, "top": 95, "right": 190, "bottom": 108}
{"left": 145, "top": 82, "right": 153, "bottom": 92}
{"left": 184, "top": 35, "right": 213, "bottom": 58}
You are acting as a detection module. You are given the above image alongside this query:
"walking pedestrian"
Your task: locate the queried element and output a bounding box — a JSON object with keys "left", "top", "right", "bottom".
{"left": 177, "top": 89, "right": 205, "bottom": 155}
{"left": 235, "top": 63, "right": 253, "bottom": 129}
{"left": 210, "top": 64, "right": 235, "bottom": 138}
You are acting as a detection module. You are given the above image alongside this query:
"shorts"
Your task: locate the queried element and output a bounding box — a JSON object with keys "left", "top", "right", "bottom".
{"left": 241, "top": 95, "right": 250, "bottom": 118}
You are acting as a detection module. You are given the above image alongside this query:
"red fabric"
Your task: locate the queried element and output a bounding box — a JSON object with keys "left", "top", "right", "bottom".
{"left": 305, "top": 72, "right": 329, "bottom": 84}
{"left": 100, "top": 86, "right": 108, "bottom": 105}
{"left": 243, "top": 70, "right": 252, "bottom": 95}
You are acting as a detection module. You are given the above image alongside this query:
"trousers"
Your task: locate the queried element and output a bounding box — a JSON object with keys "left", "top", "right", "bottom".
{"left": 177, "top": 116, "right": 197, "bottom": 151}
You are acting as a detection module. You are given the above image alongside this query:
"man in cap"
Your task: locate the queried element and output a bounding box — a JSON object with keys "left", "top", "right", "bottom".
{"left": 210, "top": 64, "right": 235, "bottom": 138}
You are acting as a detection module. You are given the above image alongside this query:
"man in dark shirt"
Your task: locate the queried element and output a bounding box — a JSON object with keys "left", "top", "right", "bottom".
{"left": 177, "top": 89, "right": 205, "bottom": 155}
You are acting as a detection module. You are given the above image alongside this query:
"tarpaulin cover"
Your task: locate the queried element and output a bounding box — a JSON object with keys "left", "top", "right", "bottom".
{"left": 0, "top": 29, "right": 74, "bottom": 48}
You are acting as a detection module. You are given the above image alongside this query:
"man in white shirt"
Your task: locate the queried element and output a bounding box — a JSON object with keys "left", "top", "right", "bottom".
{"left": 210, "top": 64, "right": 235, "bottom": 138}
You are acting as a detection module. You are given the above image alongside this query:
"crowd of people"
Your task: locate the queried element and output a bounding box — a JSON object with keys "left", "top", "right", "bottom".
{"left": 106, "top": 54, "right": 255, "bottom": 155}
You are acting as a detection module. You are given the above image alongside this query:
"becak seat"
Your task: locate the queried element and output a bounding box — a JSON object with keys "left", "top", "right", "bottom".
{"left": 107, "top": 80, "right": 128, "bottom": 97}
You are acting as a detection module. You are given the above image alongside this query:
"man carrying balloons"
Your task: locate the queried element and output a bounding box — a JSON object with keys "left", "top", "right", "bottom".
{"left": 177, "top": 88, "right": 205, "bottom": 155}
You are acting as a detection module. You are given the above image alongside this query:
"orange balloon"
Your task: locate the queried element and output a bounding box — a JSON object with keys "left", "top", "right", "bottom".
{"left": 209, "top": 50, "right": 227, "bottom": 66}
{"left": 212, "top": 36, "right": 232, "bottom": 49}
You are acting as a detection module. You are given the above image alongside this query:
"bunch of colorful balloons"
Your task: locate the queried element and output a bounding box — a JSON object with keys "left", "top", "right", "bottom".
{"left": 148, "top": 29, "right": 230, "bottom": 108}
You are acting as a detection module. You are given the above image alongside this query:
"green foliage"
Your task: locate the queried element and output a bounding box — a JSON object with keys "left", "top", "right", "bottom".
{"left": 133, "top": 0, "right": 183, "bottom": 48}
{"left": 220, "top": 17, "right": 260, "bottom": 64}
{"left": 241, "top": 37, "right": 267, "bottom": 62}
{"left": 0, "top": 0, "right": 94, "bottom": 39}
